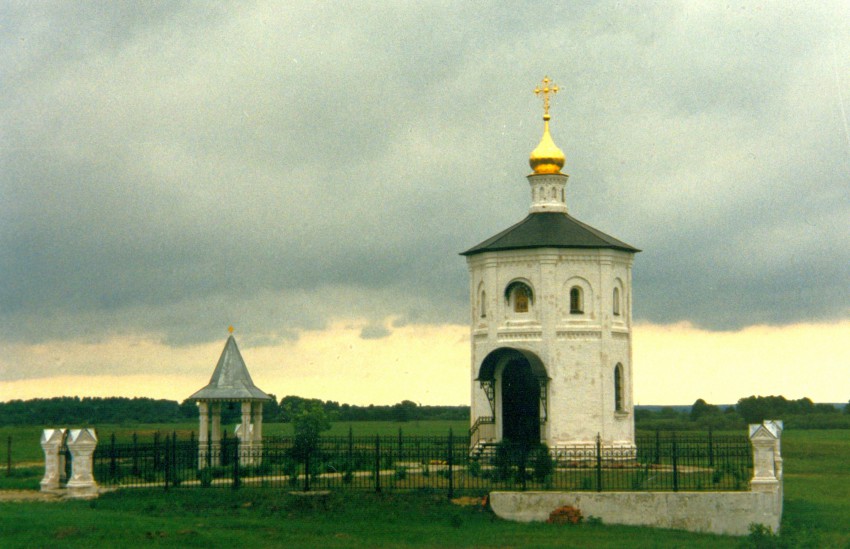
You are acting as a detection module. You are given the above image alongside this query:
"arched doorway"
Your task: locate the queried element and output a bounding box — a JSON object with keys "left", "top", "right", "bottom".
{"left": 501, "top": 357, "right": 541, "bottom": 445}
{"left": 476, "top": 348, "right": 547, "bottom": 447}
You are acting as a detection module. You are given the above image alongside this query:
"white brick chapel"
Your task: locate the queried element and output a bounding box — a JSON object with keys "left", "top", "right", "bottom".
{"left": 463, "top": 78, "right": 639, "bottom": 453}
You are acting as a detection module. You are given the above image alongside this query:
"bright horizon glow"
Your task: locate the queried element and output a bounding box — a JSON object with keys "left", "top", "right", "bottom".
{"left": 2, "top": 320, "right": 848, "bottom": 407}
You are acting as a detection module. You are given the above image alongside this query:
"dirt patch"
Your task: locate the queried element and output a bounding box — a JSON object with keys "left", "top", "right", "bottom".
{"left": 0, "top": 490, "right": 64, "bottom": 503}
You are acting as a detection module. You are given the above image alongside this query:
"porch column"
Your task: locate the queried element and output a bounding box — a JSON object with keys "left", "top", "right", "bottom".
{"left": 252, "top": 402, "right": 263, "bottom": 465}
{"left": 210, "top": 402, "right": 221, "bottom": 466}
{"left": 197, "top": 401, "right": 209, "bottom": 469}
{"left": 240, "top": 400, "right": 252, "bottom": 466}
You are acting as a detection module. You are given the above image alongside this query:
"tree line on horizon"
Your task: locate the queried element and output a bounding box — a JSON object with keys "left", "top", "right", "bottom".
{"left": 0, "top": 394, "right": 848, "bottom": 429}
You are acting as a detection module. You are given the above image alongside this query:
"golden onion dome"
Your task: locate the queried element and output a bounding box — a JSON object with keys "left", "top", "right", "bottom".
{"left": 529, "top": 76, "right": 565, "bottom": 174}
{"left": 529, "top": 116, "right": 565, "bottom": 174}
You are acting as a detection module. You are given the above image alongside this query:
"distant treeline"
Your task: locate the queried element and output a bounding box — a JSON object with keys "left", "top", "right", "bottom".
{"left": 637, "top": 396, "right": 850, "bottom": 431}
{"left": 0, "top": 394, "right": 847, "bottom": 429}
{"left": 0, "top": 397, "right": 198, "bottom": 426}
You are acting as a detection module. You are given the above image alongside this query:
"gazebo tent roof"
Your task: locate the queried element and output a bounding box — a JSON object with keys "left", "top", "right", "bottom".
{"left": 188, "top": 335, "right": 272, "bottom": 401}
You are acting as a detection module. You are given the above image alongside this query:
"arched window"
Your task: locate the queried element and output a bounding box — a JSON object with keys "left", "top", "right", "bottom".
{"left": 505, "top": 281, "right": 533, "bottom": 314}
{"left": 514, "top": 286, "right": 529, "bottom": 313}
{"left": 614, "top": 363, "right": 624, "bottom": 412}
{"left": 613, "top": 287, "right": 621, "bottom": 316}
{"left": 569, "top": 286, "right": 583, "bottom": 314}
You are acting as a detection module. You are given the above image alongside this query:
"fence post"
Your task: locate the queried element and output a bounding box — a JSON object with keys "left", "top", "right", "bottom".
{"left": 132, "top": 433, "right": 139, "bottom": 476}
{"left": 596, "top": 433, "right": 603, "bottom": 492}
{"left": 672, "top": 432, "right": 679, "bottom": 492}
{"left": 654, "top": 429, "right": 661, "bottom": 465}
{"left": 164, "top": 432, "right": 170, "bottom": 492}
{"left": 398, "top": 427, "right": 403, "bottom": 465}
{"left": 520, "top": 443, "right": 527, "bottom": 492}
{"left": 7, "top": 435, "right": 12, "bottom": 476}
{"left": 708, "top": 427, "right": 714, "bottom": 467}
{"left": 374, "top": 435, "right": 381, "bottom": 493}
{"left": 153, "top": 431, "right": 160, "bottom": 471}
{"left": 109, "top": 433, "right": 117, "bottom": 482}
{"left": 348, "top": 426, "right": 353, "bottom": 477}
{"left": 304, "top": 448, "right": 311, "bottom": 492}
{"left": 232, "top": 437, "right": 240, "bottom": 490}
{"left": 172, "top": 431, "right": 178, "bottom": 487}
{"left": 447, "top": 428, "right": 454, "bottom": 500}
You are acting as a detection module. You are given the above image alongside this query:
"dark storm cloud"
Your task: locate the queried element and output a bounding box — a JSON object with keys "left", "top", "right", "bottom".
{"left": 1, "top": 2, "right": 848, "bottom": 354}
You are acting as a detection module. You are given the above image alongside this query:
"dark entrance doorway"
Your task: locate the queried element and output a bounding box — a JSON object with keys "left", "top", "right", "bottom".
{"left": 501, "top": 358, "right": 540, "bottom": 445}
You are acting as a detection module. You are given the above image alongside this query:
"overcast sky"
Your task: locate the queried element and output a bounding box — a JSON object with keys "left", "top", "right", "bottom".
{"left": 2, "top": 2, "right": 848, "bottom": 405}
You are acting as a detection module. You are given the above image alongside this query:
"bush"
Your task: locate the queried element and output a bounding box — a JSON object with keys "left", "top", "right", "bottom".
{"left": 547, "top": 505, "right": 583, "bottom": 525}
{"left": 197, "top": 468, "right": 213, "bottom": 487}
{"left": 531, "top": 444, "right": 554, "bottom": 483}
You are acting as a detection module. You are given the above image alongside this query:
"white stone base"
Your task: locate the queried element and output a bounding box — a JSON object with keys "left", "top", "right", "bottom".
{"left": 64, "top": 481, "right": 100, "bottom": 500}
{"left": 489, "top": 489, "right": 782, "bottom": 536}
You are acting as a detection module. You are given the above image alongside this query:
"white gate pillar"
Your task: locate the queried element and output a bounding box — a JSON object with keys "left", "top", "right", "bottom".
{"left": 749, "top": 421, "right": 782, "bottom": 493}
{"left": 40, "top": 428, "right": 66, "bottom": 492}
{"left": 65, "top": 428, "right": 98, "bottom": 498}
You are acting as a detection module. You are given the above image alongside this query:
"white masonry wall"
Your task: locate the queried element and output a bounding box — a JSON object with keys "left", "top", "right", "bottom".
{"left": 488, "top": 421, "right": 785, "bottom": 537}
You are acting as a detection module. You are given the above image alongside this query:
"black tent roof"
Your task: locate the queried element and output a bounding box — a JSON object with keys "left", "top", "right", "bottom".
{"left": 461, "top": 212, "right": 639, "bottom": 256}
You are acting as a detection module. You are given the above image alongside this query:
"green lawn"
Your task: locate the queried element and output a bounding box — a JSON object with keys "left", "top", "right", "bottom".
{"left": 0, "top": 427, "right": 847, "bottom": 547}
{"left": 0, "top": 489, "right": 740, "bottom": 548}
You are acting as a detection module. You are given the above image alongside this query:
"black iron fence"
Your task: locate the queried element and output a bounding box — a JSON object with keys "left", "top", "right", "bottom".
{"left": 92, "top": 430, "right": 752, "bottom": 496}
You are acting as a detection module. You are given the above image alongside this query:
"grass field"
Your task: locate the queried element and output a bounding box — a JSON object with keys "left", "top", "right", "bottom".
{"left": 0, "top": 420, "right": 469, "bottom": 464}
{"left": 0, "top": 426, "right": 847, "bottom": 547}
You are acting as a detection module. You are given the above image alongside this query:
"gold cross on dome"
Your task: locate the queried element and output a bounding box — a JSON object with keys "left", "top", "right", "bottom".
{"left": 228, "top": 325, "right": 234, "bottom": 334}
{"left": 534, "top": 76, "right": 559, "bottom": 119}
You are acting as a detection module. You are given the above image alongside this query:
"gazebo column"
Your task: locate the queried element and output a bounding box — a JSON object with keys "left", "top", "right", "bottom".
{"left": 252, "top": 402, "right": 264, "bottom": 465}
{"left": 210, "top": 402, "right": 221, "bottom": 466}
{"left": 240, "top": 400, "right": 253, "bottom": 466}
{"left": 197, "top": 402, "right": 209, "bottom": 470}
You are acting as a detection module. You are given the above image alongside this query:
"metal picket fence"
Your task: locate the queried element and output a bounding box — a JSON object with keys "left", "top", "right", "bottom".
{"left": 93, "top": 429, "right": 753, "bottom": 496}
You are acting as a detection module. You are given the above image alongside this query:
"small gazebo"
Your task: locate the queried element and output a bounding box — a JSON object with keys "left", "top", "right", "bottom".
{"left": 188, "top": 328, "right": 272, "bottom": 468}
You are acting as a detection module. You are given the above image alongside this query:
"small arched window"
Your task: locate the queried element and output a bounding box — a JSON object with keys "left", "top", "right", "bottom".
{"left": 505, "top": 281, "right": 533, "bottom": 314}
{"left": 614, "top": 363, "right": 624, "bottom": 412}
{"left": 569, "top": 286, "right": 583, "bottom": 314}
{"left": 514, "top": 286, "right": 529, "bottom": 313}
{"left": 613, "top": 287, "right": 621, "bottom": 316}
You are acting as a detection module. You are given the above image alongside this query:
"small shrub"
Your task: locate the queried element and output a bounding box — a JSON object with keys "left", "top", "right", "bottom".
{"left": 468, "top": 460, "right": 481, "bottom": 478}
{"left": 740, "top": 523, "right": 784, "bottom": 548}
{"left": 198, "top": 468, "right": 213, "bottom": 488}
{"left": 394, "top": 467, "right": 407, "bottom": 480}
{"left": 531, "top": 444, "right": 554, "bottom": 483}
{"left": 547, "top": 505, "right": 583, "bottom": 525}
